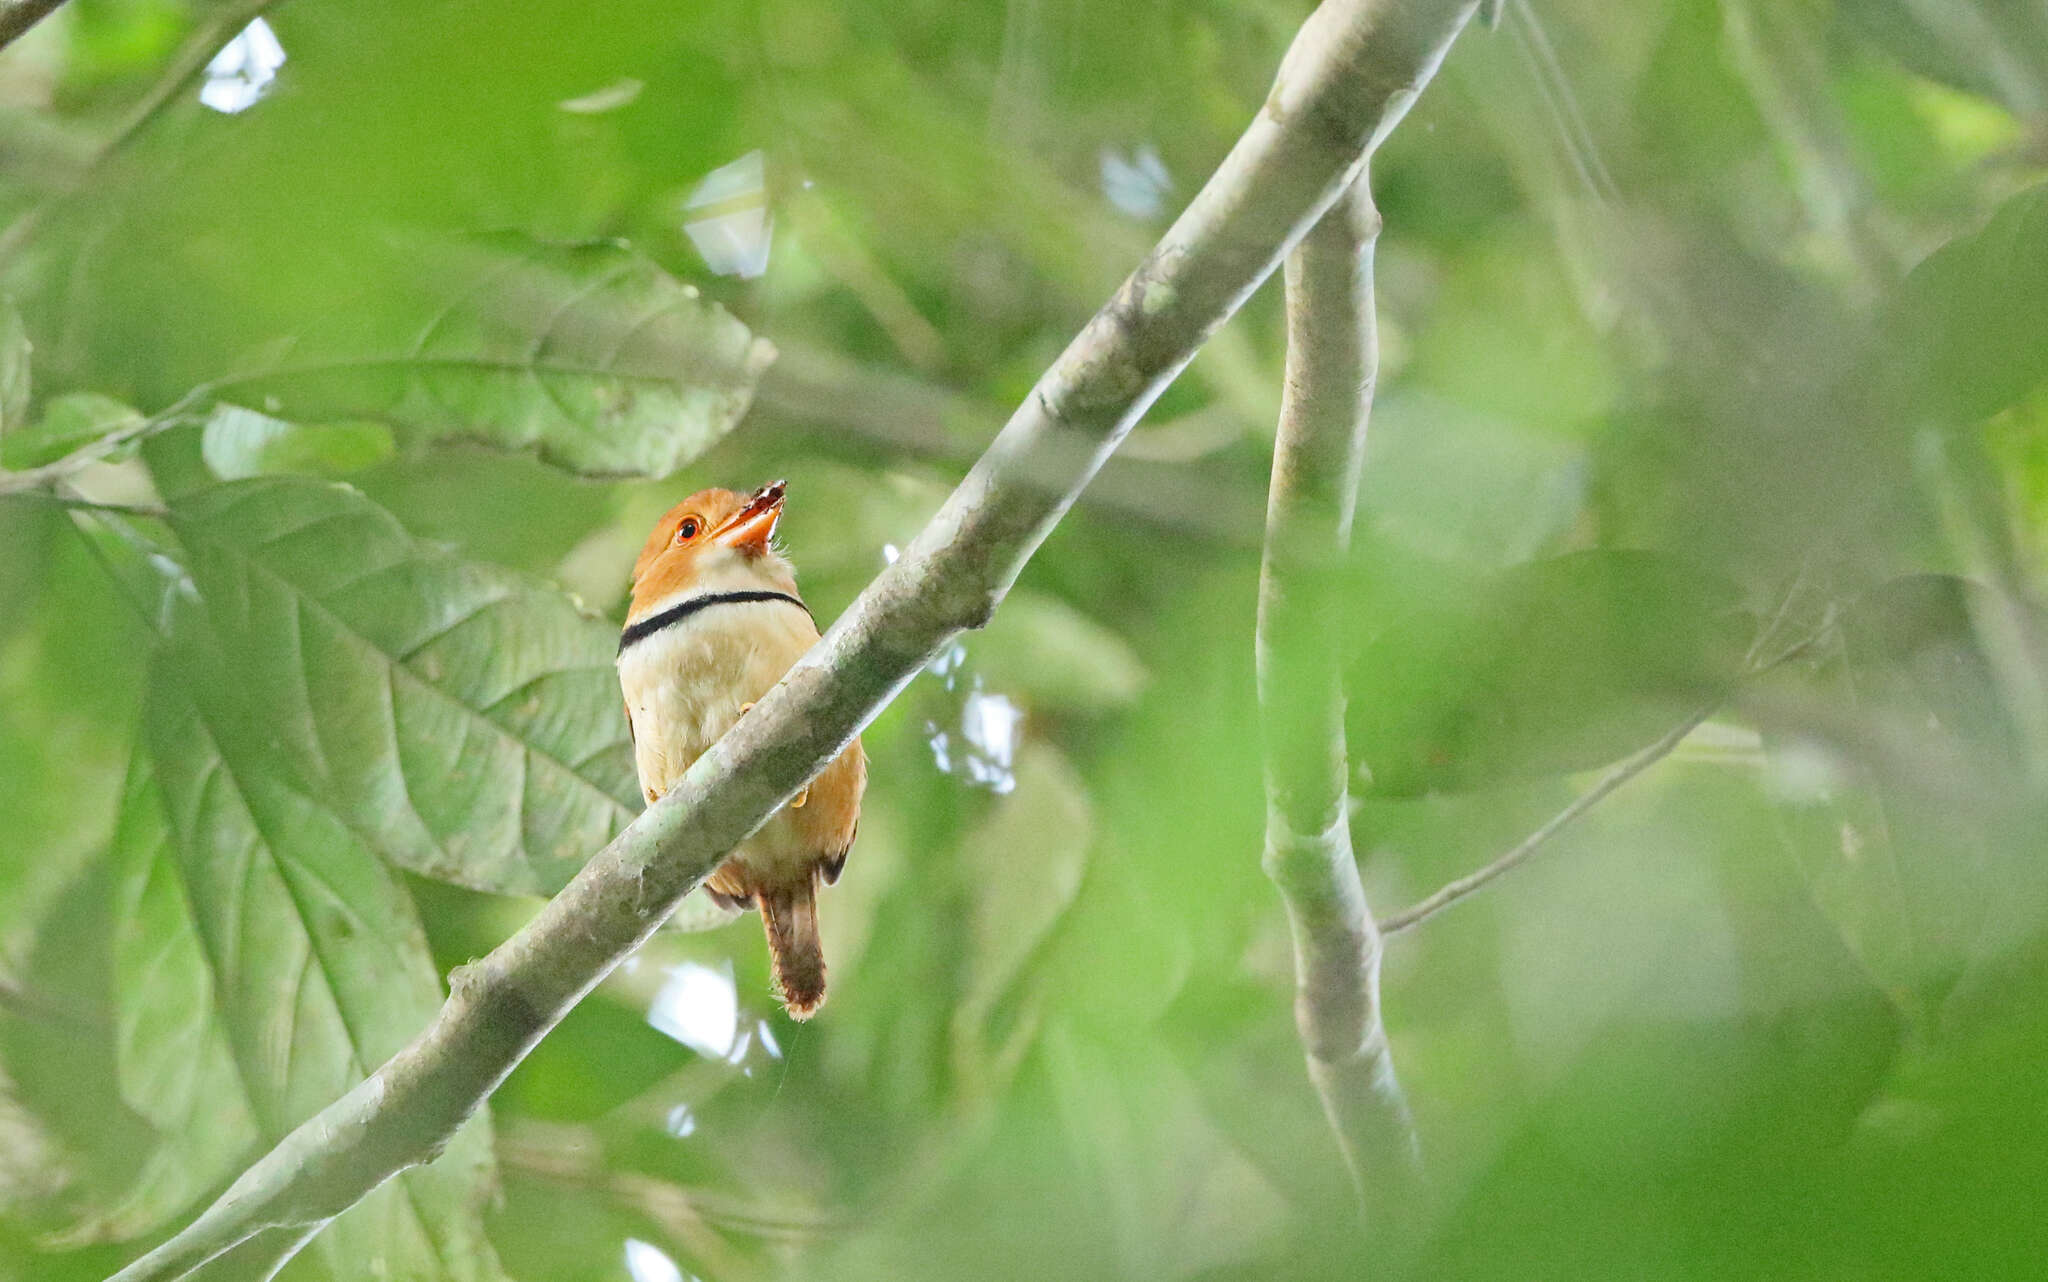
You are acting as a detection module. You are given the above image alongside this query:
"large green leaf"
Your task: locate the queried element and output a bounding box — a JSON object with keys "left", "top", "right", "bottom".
{"left": 1891, "top": 182, "right": 2048, "bottom": 425}
{"left": 124, "top": 662, "right": 504, "bottom": 1280}
{"left": 167, "top": 476, "right": 636, "bottom": 896}
{"left": 1346, "top": 550, "right": 1747, "bottom": 796}
{"left": 0, "top": 857, "right": 156, "bottom": 1237}
{"left": 0, "top": 517, "right": 161, "bottom": 1233}
{"left": 1040, "top": 1024, "right": 1285, "bottom": 1279}
{"left": 199, "top": 404, "right": 395, "bottom": 481}
{"left": 953, "top": 744, "right": 1092, "bottom": 1073}
{"left": 69, "top": 750, "right": 261, "bottom": 1244}
{"left": 217, "top": 234, "right": 776, "bottom": 478}
{"left": 165, "top": 477, "right": 730, "bottom": 925}
{"left": 1770, "top": 575, "right": 2047, "bottom": 1028}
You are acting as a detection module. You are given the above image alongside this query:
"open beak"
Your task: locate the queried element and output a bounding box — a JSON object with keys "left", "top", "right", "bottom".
{"left": 710, "top": 479, "right": 786, "bottom": 554}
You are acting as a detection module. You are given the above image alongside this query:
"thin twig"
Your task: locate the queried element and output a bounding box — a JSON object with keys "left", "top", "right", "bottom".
{"left": 1378, "top": 705, "right": 1714, "bottom": 936}
{"left": 0, "top": 309, "right": 1255, "bottom": 539}
{"left": 497, "top": 1121, "right": 843, "bottom": 1249}
{"left": 0, "top": 0, "right": 66, "bottom": 53}
{"left": 1, "top": 490, "right": 168, "bottom": 519}
{"left": 1374, "top": 588, "right": 1838, "bottom": 941}
{"left": 103, "top": 4, "right": 1483, "bottom": 1278}
{"left": 497, "top": 1126, "right": 754, "bottom": 1279}
{"left": 1256, "top": 167, "right": 1420, "bottom": 1215}
{"left": 0, "top": 388, "right": 207, "bottom": 497}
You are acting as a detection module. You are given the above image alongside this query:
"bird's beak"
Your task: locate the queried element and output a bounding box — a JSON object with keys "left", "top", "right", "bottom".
{"left": 711, "top": 479, "right": 787, "bottom": 554}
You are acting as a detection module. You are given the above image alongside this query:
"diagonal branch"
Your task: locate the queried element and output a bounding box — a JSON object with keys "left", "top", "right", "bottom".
{"left": 104, "top": 2, "right": 1481, "bottom": 1277}
{"left": 1256, "top": 167, "right": 1420, "bottom": 1219}
{"left": 0, "top": 0, "right": 66, "bottom": 53}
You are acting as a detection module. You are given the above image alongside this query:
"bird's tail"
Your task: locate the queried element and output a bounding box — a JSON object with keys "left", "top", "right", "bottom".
{"left": 758, "top": 882, "right": 826, "bottom": 1019}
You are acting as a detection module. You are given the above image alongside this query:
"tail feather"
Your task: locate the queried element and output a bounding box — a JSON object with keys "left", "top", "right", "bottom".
{"left": 758, "top": 883, "right": 826, "bottom": 1019}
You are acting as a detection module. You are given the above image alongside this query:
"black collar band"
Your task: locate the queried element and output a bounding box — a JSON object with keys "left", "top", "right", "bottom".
{"left": 619, "top": 590, "right": 811, "bottom": 655}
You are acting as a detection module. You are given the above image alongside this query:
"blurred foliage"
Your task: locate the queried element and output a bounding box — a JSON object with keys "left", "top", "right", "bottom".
{"left": 1347, "top": 549, "right": 1746, "bottom": 795}
{"left": 3, "top": 0, "right": 2048, "bottom": 1279}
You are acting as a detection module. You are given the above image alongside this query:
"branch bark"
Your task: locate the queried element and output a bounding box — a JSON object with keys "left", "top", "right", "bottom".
{"left": 0, "top": 0, "right": 67, "bottom": 53}
{"left": 1255, "top": 169, "right": 1420, "bottom": 1217}
{"left": 105, "top": 2, "right": 1479, "bottom": 1277}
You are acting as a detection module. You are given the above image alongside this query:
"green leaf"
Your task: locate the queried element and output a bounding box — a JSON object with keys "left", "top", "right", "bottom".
{"left": 0, "top": 393, "right": 144, "bottom": 471}
{"left": 1040, "top": 1023, "right": 1286, "bottom": 1278}
{"left": 165, "top": 476, "right": 729, "bottom": 926}
{"left": 0, "top": 302, "right": 27, "bottom": 441}
{"left": 0, "top": 503, "right": 60, "bottom": 645}
{"left": 1892, "top": 182, "right": 2048, "bottom": 425}
{"left": 1770, "top": 575, "right": 2047, "bottom": 1028}
{"left": 223, "top": 234, "right": 776, "bottom": 478}
{"left": 1839, "top": 0, "right": 2048, "bottom": 120}
{"left": 0, "top": 857, "right": 156, "bottom": 1233}
{"left": 954, "top": 744, "right": 1092, "bottom": 1067}
{"left": 130, "top": 665, "right": 504, "bottom": 1280}
{"left": 61, "top": 750, "right": 260, "bottom": 1244}
{"left": 1347, "top": 550, "right": 1747, "bottom": 796}
{"left": 199, "top": 404, "right": 395, "bottom": 480}
{"left": 168, "top": 476, "right": 635, "bottom": 895}
{"left": 1357, "top": 393, "right": 1588, "bottom": 566}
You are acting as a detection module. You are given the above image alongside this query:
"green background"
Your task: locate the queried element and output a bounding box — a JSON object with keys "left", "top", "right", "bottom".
{"left": 4, "top": 1, "right": 2048, "bottom": 1278}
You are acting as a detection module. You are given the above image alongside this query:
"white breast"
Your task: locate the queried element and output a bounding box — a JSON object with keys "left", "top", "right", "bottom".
{"left": 617, "top": 591, "right": 821, "bottom": 806}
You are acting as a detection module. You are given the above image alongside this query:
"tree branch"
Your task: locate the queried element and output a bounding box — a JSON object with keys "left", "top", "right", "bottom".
{"left": 1256, "top": 168, "right": 1420, "bottom": 1217}
{"left": 0, "top": 393, "right": 205, "bottom": 498}
{"left": 1377, "top": 705, "right": 1713, "bottom": 937}
{"left": 0, "top": 0, "right": 65, "bottom": 53}
{"left": 0, "top": 490, "right": 168, "bottom": 518}
{"left": 105, "top": 2, "right": 1481, "bottom": 1277}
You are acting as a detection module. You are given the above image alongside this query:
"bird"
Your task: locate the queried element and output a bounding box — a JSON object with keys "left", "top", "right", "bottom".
{"left": 617, "top": 479, "right": 864, "bottom": 1019}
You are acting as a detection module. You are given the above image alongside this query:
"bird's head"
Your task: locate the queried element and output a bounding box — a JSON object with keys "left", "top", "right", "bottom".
{"left": 629, "top": 480, "right": 799, "bottom": 617}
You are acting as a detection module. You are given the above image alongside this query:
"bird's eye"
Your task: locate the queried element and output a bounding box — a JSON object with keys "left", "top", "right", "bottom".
{"left": 675, "top": 518, "right": 700, "bottom": 543}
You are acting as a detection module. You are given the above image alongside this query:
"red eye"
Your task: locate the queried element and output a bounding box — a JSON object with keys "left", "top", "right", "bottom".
{"left": 675, "top": 518, "right": 700, "bottom": 543}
